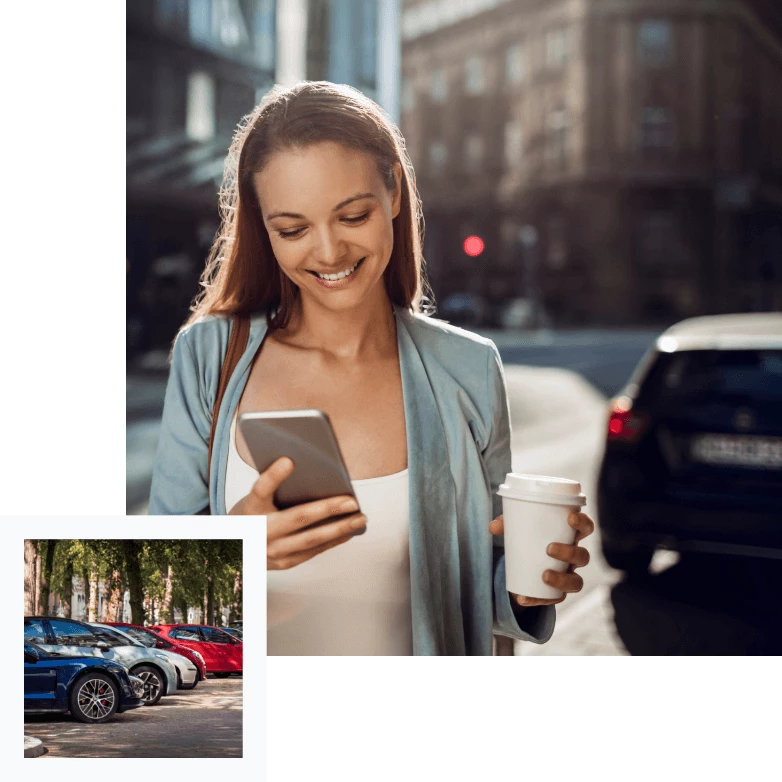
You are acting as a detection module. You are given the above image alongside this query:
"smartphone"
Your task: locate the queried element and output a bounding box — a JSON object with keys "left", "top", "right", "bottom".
{"left": 238, "top": 409, "right": 362, "bottom": 526}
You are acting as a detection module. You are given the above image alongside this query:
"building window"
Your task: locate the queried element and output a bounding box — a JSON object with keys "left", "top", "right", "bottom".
{"left": 429, "top": 140, "right": 448, "bottom": 175}
{"left": 402, "top": 79, "right": 416, "bottom": 113}
{"left": 546, "top": 27, "right": 570, "bottom": 68}
{"left": 465, "top": 133, "right": 484, "bottom": 172}
{"left": 637, "top": 20, "right": 673, "bottom": 66}
{"left": 639, "top": 211, "right": 679, "bottom": 271}
{"left": 465, "top": 56, "right": 485, "bottom": 95}
{"left": 545, "top": 104, "right": 570, "bottom": 162}
{"left": 505, "top": 43, "right": 526, "bottom": 84}
{"left": 186, "top": 71, "right": 216, "bottom": 141}
{"left": 430, "top": 68, "right": 447, "bottom": 103}
{"left": 504, "top": 119, "right": 524, "bottom": 168}
{"left": 639, "top": 106, "right": 673, "bottom": 149}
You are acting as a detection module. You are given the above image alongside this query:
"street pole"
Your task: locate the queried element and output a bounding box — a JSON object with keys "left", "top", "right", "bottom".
{"left": 519, "top": 225, "right": 540, "bottom": 328}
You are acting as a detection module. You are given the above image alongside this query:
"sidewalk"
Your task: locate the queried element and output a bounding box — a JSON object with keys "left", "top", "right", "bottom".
{"left": 516, "top": 585, "right": 629, "bottom": 655}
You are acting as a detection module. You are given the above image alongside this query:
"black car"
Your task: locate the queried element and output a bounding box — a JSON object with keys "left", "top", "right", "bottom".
{"left": 598, "top": 313, "right": 782, "bottom": 576}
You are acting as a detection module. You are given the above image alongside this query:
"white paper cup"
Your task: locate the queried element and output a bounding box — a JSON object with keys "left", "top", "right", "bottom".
{"left": 498, "top": 473, "right": 587, "bottom": 600}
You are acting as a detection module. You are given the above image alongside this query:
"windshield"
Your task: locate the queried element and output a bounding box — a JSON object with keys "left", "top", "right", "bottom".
{"left": 119, "top": 626, "right": 159, "bottom": 648}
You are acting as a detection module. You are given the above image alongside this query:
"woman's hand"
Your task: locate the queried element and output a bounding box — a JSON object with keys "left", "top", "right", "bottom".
{"left": 229, "top": 456, "right": 367, "bottom": 569}
{"left": 488, "top": 511, "right": 595, "bottom": 608}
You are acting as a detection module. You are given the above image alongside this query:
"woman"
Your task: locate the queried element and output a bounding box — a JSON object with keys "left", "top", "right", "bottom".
{"left": 149, "top": 82, "right": 594, "bottom": 655}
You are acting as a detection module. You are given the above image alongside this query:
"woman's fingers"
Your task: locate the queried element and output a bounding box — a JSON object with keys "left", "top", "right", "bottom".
{"left": 488, "top": 514, "right": 504, "bottom": 535}
{"left": 268, "top": 533, "right": 356, "bottom": 571}
{"left": 542, "top": 569, "right": 584, "bottom": 593}
{"left": 546, "top": 542, "right": 590, "bottom": 568}
{"left": 268, "top": 512, "right": 367, "bottom": 560}
{"left": 568, "top": 511, "right": 595, "bottom": 543}
{"left": 513, "top": 593, "right": 566, "bottom": 607}
{"left": 269, "top": 495, "right": 360, "bottom": 538}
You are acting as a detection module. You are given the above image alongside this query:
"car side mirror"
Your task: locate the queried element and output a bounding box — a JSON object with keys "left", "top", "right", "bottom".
{"left": 94, "top": 641, "right": 111, "bottom": 650}
{"left": 156, "top": 640, "right": 166, "bottom": 648}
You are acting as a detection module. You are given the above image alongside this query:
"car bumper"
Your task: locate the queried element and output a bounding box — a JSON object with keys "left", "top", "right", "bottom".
{"left": 600, "top": 494, "right": 782, "bottom": 557}
{"left": 179, "top": 666, "right": 198, "bottom": 686}
{"left": 118, "top": 696, "right": 145, "bottom": 713}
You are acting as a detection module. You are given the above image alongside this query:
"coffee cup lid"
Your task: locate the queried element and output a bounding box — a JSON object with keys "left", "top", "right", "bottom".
{"left": 498, "top": 473, "right": 586, "bottom": 507}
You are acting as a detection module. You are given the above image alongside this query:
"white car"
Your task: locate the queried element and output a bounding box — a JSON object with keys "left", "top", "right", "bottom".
{"left": 94, "top": 623, "right": 199, "bottom": 691}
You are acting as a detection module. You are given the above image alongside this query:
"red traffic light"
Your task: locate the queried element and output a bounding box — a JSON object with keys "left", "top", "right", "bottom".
{"left": 463, "top": 235, "right": 485, "bottom": 257}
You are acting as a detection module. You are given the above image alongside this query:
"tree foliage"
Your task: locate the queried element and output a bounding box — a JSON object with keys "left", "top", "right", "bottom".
{"left": 26, "top": 539, "right": 242, "bottom": 625}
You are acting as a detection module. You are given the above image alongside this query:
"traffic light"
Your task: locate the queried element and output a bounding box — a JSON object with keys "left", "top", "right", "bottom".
{"left": 463, "top": 235, "right": 485, "bottom": 257}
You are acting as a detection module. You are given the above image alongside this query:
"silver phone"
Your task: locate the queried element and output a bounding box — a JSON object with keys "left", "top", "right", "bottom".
{"left": 238, "top": 409, "right": 362, "bottom": 526}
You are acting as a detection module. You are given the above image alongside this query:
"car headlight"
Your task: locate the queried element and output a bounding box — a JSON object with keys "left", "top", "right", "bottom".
{"left": 193, "top": 652, "right": 204, "bottom": 663}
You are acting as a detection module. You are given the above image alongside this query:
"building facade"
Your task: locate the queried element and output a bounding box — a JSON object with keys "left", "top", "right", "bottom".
{"left": 401, "top": 0, "right": 782, "bottom": 325}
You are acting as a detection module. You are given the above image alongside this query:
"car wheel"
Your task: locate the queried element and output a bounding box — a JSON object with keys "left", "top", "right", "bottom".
{"left": 69, "top": 672, "right": 119, "bottom": 724}
{"left": 131, "top": 665, "right": 164, "bottom": 705}
{"left": 212, "top": 672, "right": 231, "bottom": 679}
{"left": 602, "top": 544, "right": 654, "bottom": 577}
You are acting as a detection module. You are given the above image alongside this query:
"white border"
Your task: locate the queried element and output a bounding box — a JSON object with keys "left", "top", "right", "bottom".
{"left": 12, "top": 518, "right": 264, "bottom": 772}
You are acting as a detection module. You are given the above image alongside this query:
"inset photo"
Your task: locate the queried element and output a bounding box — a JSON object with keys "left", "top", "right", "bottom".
{"left": 23, "top": 539, "right": 243, "bottom": 758}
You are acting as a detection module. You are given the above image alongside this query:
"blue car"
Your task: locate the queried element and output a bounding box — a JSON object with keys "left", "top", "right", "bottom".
{"left": 24, "top": 641, "right": 145, "bottom": 723}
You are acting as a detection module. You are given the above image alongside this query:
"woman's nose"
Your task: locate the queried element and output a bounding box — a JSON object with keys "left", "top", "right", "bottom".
{"left": 312, "top": 225, "right": 348, "bottom": 267}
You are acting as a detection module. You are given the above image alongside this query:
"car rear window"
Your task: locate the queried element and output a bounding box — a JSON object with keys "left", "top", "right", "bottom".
{"left": 640, "top": 349, "right": 782, "bottom": 403}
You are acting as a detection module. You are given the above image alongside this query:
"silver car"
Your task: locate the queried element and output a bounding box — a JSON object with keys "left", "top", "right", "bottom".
{"left": 95, "top": 624, "right": 199, "bottom": 690}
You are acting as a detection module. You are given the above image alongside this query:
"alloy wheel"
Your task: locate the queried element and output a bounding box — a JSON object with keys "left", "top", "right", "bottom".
{"left": 137, "top": 670, "right": 162, "bottom": 703}
{"left": 77, "top": 677, "right": 116, "bottom": 720}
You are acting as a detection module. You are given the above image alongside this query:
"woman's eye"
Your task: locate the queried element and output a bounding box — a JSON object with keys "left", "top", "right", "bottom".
{"left": 342, "top": 211, "right": 370, "bottom": 224}
{"left": 277, "top": 227, "right": 305, "bottom": 239}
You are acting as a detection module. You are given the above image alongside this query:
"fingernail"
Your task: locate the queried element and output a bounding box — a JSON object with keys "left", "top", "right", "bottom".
{"left": 340, "top": 499, "right": 359, "bottom": 512}
{"left": 542, "top": 571, "right": 552, "bottom": 583}
{"left": 278, "top": 457, "right": 294, "bottom": 471}
{"left": 351, "top": 515, "right": 367, "bottom": 529}
{"left": 546, "top": 543, "right": 555, "bottom": 555}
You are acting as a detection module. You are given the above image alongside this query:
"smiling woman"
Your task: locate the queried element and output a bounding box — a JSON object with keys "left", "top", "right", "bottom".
{"left": 149, "top": 81, "right": 594, "bottom": 655}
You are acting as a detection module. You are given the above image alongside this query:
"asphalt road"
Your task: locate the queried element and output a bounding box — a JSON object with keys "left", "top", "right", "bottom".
{"left": 24, "top": 676, "right": 242, "bottom": 758}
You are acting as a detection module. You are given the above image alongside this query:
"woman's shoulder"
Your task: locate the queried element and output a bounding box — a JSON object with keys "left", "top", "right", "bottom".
{"left": 399, "top": 308, "right": 498, "bottom": 365}
{"left": 174, "top": 311, "right": 267, "bottom": 356}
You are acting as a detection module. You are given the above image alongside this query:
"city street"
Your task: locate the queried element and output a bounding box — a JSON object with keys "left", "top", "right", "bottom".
{"left": 24, "top": 676, "right": 242, "bottom": 758}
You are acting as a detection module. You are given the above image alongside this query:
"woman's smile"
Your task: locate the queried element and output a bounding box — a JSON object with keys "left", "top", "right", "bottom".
{"left": 307, "top": 257, "right": 366, "bottom": 288}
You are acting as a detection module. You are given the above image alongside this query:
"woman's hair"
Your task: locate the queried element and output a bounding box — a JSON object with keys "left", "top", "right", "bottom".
{"left": 187, "top": 81, "right": 434, "bottom": 330}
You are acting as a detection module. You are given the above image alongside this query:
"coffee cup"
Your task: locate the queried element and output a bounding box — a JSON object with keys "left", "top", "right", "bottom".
{"left": 497, "top": 473, "right": 587, "bottom": 600}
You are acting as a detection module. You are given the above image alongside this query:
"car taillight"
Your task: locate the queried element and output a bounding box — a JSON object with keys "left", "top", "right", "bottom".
{"left": 607, "top": 396, "right": 647, "bottom": 442}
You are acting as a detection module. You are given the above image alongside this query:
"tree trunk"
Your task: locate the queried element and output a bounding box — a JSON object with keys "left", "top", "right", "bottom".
{"left": 38, "top": 540, "right": 58, "bottom": 616}
{"left": 34, "top": 551, "right": 43, "bottom": 614}
{"left": 24, "top": 540, "right": 39, "bottom": 615}
{"left": 62, "top": 558, "right": 74, "bottom": 618}
{"left": 106, "top": 569, "right": 123, "bottom": 622}
{"left": 161, "top": 565, "right": 174, "bottom": 623}
{"left": 88, "top": 565, "right": 99, "bottom": 622}
{"left": 81, "top": 569, "right": 90, "bottom": 621}
{"left": 115, "top": 579, "right": 126, "bottom": 621}
{"left": 123, "top": 540, "right": 145, "bottom": 625}
{"left": 229, "top": 570, "right": 242, "bottom": 624}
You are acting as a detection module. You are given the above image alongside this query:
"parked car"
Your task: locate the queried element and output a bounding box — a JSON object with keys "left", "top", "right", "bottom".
{"left": 104, "top": 622, "right": 207, "bottom": 686}
{"left": 440, "top": 293, "right": 487, "bottom": 327}
{"left": 25, "top": 617, "right": 177, "bottom": 705}
{"left": 25, "top": 641, "right": 145, "bottom": 724}
{"left": 221, "top": 627, "right": 243, "bottom": 640}
{"left": 150, "top": 624, "right": 243, "bottom": 677}
{"left": 92, "top": 623, "right": 199, "bottom": 691}
{"left": 231, "top": 621, "right": 243, "bottom": 629}
{"left": 597, "top": 313, "right": 782, "bottom": 576}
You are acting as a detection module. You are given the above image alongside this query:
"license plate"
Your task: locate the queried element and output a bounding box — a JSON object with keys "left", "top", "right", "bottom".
{"left": 690, "top": 434, "right": 782, "bottom": 469}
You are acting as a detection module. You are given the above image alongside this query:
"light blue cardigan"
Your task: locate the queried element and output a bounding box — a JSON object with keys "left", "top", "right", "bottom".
{"left": 149, "top": 305, "right": 556, "bottom": 655}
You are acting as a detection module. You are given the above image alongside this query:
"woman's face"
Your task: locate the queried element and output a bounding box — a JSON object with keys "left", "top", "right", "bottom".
{"left": 254, "top": 141, "right": 402, "bottom": 312}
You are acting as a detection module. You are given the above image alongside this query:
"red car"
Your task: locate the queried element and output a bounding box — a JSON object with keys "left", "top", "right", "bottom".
{"left": 149, "top": 624, "right": 243, "bottom": 677}
{"left": 104, "top": 622, "right": 208, "bottom": 684}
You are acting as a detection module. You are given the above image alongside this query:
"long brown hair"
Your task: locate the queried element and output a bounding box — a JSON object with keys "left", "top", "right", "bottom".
{"left": 187, "top": 81, "right": 434, "bottom": 331}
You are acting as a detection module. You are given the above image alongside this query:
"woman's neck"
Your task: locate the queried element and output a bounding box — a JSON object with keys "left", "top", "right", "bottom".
{"left": 274, "top": 288, "right": 397, "bottom": 362}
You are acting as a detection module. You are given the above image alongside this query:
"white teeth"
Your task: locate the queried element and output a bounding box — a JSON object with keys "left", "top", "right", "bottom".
{"left": 316, "top": 260, "right": 360, "bottom": 281}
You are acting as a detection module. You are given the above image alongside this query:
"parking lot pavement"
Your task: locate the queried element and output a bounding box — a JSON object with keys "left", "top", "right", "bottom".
{"left": 24, "top": 676, "right": 242, "bottom": 758}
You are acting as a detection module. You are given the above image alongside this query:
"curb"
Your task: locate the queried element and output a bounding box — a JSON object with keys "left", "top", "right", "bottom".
{"left": 24, "top": 736, "right": 45, "bottom": 758}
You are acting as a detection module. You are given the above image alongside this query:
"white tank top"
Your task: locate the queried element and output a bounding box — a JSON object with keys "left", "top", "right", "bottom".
{"left": 226, "top": 415, "right": 413, "bottom": 655}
